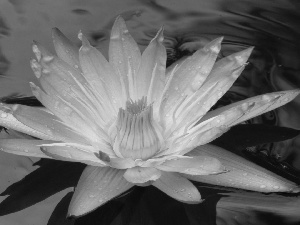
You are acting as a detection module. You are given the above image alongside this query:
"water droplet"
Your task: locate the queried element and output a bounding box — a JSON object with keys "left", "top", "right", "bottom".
{"left": 242, "top": 172, "right": 248, "bottom": 176}
{"left": 78, "top": 31, "right": 83, "bottom": 40}
{"left": 32, "top": 45, "right": 41, "bottom": 61}
{"left": 74, "top": 64, "right": 79, "bottom": 69}
{"left": 174, "top": 86, "right": 179, "bottom": 91}
{"left": 283, "top": 98, "right": 289, "bottom": 102}
{"left": 24, "top": 150, "right": 29, "bottom": 153}
{"left": 98, "top": 199, "right": 103, "bottom": 203}
{"left": 89, "top": 194, "right": 96, "bottom": 198}
{"left": 42, "top": 68, "right": 50, "bottom": 74}
{"left": 273, "top": 185, "right": 280, "bottom": 189}
{"left": 0, "top": 112, "right": 8, "bottom": 118}
{"left": 180, "top": 189, "right": 185, "bottom": 192}
{"left": 260, "top": 185, "right": 266, "bottom": 189}
{"left": 43, "top": 55, "right": 54, "bottom": 63}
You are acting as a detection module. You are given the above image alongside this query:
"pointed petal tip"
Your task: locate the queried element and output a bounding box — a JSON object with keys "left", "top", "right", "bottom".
{"left": 78, "top": 31, "right": 91, "bottom": 50}
{"left": 114, "top": 15, "right": 126, "bottom": 26}
{"left": 205, "top": 37, "right": 223, "bottom": 53}
{"left": 242, "top": 46, "right": 254, "bottom": 57}
{"left": 232, "top": 46, "right": 254, "bottom": 65}
{"left": 51, "top": 27, "right": 61, "bottom": 37}
{"left": 215, "top": 36, "right": 224, "bottom": 43}
{"left": 111, "top": 15, "right": 129, "bottom": 39}
{"left": 281, "top": 88, "right": 300, "bottom": 102}
{"left": 153, "top": 26, "right": 164, "bottom": 43}
{"left": 29, "top": 82, "right": 41, "bottom": 97}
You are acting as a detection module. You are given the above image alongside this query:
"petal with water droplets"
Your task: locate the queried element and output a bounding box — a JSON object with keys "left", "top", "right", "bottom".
{"left": 109, "top": 16, "right": 141, "bottom": 99}
{"left": 184, "top": 144, "right": 300, "bottom": 193}
{"left": 169, "top": 47, "right": 253, "bottom": 132}
{"left": 52, "top": 27, "right": 80, "bottom": 67}
{"left": 160, "top": 38, "right": 222, "bottom": 128}
{"left": 40, "top": 145, "right": 106, "bottom": 166}
{"left": 123, "top": 167, "right": 161, "bottom": 183}
{"left": 68, "top": 166, "right": 133, "bottom": 217}
{"left": 79, "top": 33, "right": 123, "bottom": 111}
{"left": 152, "top": 172, "right": 202, "bottom": 203}
{"left": 30, "top": 83, "right": 108, "bottom": 144}
{"left": 156, "top": 156, "right": 224, "bottom": 175}
{"left": 0, "top": 103, "right": 53, "bottom": 140}
{"left": 11, "top": 104, "right": 88, "bottom": 144}
{"left": 0, "top": 139, "right": 53, "bottom": 158}
{"left": 201, "top": 89, "right": 300, "bottom": 126}
{"left": 136, "top": 27, "right": 166, "bottom": 103}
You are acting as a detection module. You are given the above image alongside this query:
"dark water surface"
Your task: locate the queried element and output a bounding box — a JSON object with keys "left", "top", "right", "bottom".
{"left": 0, "top": 0, "right": 299, "bottom": 224}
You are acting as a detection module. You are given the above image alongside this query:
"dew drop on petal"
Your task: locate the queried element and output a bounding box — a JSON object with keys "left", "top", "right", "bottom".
{"left": 43, "top": 55, "right": 54, "bottom": 63}
{"left": 32, "top": 45, "right": 41, "bottom": 61}
{"left": 273, "top": 185, "right": 280, "bottom": 189}
{"left": 0, "top": 112, "right": 8, "bottom": 118}
{"left": 242, "top": 172, "right": 248, "bottom": 176}
{"left": 260, "top": 184, "right": 266, "bottom": 189}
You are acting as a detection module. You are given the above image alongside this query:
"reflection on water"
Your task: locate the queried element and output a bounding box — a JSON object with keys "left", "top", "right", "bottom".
{"left": 0, "top": 0, "right": 299, "bottom": 224}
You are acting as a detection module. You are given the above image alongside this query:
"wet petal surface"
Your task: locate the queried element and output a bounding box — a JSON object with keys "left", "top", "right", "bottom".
{"left": 68, "top": 166, "right": 133, "bottom": 217}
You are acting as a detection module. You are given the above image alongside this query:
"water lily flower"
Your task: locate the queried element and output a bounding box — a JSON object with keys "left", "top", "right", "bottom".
{"left": 0, "top": 16, "right": 299, "bottom": 217}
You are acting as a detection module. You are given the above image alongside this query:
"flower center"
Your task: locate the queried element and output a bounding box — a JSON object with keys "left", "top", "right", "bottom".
{"left": 113, "top": 97, "right": 163, "bottom": 160}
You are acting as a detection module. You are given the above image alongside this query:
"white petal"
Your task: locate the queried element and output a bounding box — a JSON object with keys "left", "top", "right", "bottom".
{"left": 156, "top": 156, "right": 224, "bottom": 175}
{"left": 0, "top": 139, "right": 53, "bottom": 158}
{"left": 11, "top": 104, "right": 88, "bottom": 144}
{"left": 123, "top": 167, "right": 161, "bottom": 183}
{"left": 52, "top": 27, "right": 80, "bottom": 67}
{"left": 68, "top": 166, "right": 133, "bottom": 217}
{"left": 30, "top": 45, "right": 110, "bottom": 129}
{"left": 159, "top": 37, "right": 222, "bottom": 129}
{"left": 30, "top": 83, "right": 108, "bottom": 144}
{"left": 109, "top": 16, "right": 141, "bottom": 100}
{"left": 40, "top": 145, "right": 106, "bottom": 166}
{"left": 200, "top": 89, "right": 300, "bottom": 126}
{"left": 152, "top": 172, "right": 202, "bottom": 203}
{"left": 136, "top": 27, "right": 166, "bottom": 104}
{"left": 0, "top": 103, "right": 54, "bottom": 140}
{"left": 168, "top": 47, "right": 253, "bottom": 133}
{"left": 184, "top": 144, "right": 300, "bottom": 193}
{"left": 79, "top": 32, "right": 123, "bottom": 113}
